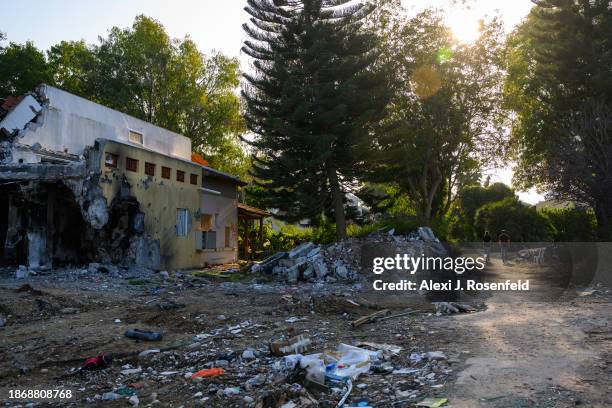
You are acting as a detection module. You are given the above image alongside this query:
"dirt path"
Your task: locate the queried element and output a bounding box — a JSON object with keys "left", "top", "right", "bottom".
{"left": 438, "top": 259, "right": 611, "bottom": 407}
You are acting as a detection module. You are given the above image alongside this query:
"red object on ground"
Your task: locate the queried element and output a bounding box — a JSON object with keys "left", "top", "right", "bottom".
{"left": 82, "top": 354, "right": 112, "bottom": 370}
{"left": 191, "top": 368, "right": 225, "bottom": 378}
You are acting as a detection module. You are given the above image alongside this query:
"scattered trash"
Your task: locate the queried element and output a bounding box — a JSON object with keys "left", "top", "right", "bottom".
{"left": 357, "top": 342, "right": 403, "bottom": 356}
{"left": 117, "top": 387, "right": 137, "bottom": 396}
{"left": 128, "top": 394, "right": 139, "bottom": 406}
{"left": 417, "top": 397, "right": 448, "bottom": 407}
{"left": 425, "top": 351, "right": 448, "bottom": 361}
{"left": 191, "top": 368, "right": 225, "bottom": 379}
{"left": 335, "top": 378, "right": 353, "bottom": 408}
{"left": 392, "top": 368, "right": 422, "bottom": 375}
{"left": 270, "top": 335, "right": 312, "bottom": 356}
{"left": 125, "top": 328, "right": 163, "bottom": 341}
{"left": 410, "top": 352, "right": 424, "bottom": 363}
{"left": 82, "top": 354, "right": 113, "bottom": 370}
{"left": 121, "top": 367, "right": 142, "bottom": 375}
{"left": 101, "top": 392, "right": 121, "bottom": 401}
{"left": 223, "top": 387, "right": 241, "bottom": 397}
{"left": 138, "top": 349, "right": 160, "bottom": 359}
{"left": 15, "top": 265, "right": 28, "bottom": 279}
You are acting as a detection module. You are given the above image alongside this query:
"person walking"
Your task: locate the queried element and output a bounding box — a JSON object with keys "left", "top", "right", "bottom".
{"left": 498, "top": 229, "right": 511, "bottom": 264}
{"left": 483, "top": 230, "right": 492, "bottom": 263}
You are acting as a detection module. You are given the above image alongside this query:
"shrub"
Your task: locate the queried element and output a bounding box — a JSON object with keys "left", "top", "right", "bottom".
{"left": 474, "top": 197, "right": 552, "bottom": 242}
{"left": 540, "top": 207, "right": 597, "bottom": 242}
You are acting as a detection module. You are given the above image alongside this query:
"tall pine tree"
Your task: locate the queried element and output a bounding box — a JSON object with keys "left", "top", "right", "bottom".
{"left": 242, "top": 0, "right": 388, "bottom": 240}
{"left": 506, "top": 0, "right": 612, "bottom": 240}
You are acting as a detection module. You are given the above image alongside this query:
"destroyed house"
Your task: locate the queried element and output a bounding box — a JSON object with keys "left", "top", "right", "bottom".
{"left": 0, "top": 85, "right": 254, "bottom": 270}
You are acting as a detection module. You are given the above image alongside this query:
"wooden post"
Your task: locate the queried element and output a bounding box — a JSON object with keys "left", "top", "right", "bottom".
{"left": 244, "top": 219, "right": 250, "bottom": 260}
{"left": 259, "top": 218, "right": 264, "bottom": 251}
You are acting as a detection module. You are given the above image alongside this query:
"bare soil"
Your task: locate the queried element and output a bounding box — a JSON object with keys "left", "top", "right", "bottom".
{"left": 0, "top": 258, "right": 610, "bottom": 407}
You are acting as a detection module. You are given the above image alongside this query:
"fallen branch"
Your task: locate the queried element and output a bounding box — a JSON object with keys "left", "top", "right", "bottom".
{"left": 350, "top": 309, "right": 390, "bottom": 328}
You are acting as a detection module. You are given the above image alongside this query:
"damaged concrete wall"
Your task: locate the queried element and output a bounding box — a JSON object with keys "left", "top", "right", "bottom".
{"left": 93, "top": 139, "right": 202, "bottom": 270}
{"left": 0, "top": 85, "right": 210, "bottom": 271}
{"left": 6, "top": 85, "right": 192, "bottom": 161}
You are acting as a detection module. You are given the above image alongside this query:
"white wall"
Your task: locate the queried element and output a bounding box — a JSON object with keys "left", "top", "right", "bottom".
{"left": 15, "top": 85, "right": 192, "bottom": 160}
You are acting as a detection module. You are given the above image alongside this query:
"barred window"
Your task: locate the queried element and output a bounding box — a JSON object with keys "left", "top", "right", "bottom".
{"left": 145, "top": 162, "right": 156, "bottom": 176}
{"left": 126, "top": 157, "right": 138, "bottom": 172}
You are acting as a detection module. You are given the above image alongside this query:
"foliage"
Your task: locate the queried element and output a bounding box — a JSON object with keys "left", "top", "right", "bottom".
{"left": 505, "top": 0, "right": 612, "bottom": 240}
{"left": 47, "top": 40, "right": 96, "bottom": 97}
{"left": 242, "top": 0, "right": 390, "bottom": 240}
{"left": 241, "top": 222, "right": 337, "bottom": 258}
{"left": 0, "top": 17, "right": 248, "bottom": 178}
{"left": 357, "top": 183, "right": 415, "bottom": 218}
{"left": 364, "top": 9, "right": 507, "bottom": 225}
{"left": 540, "top": 207, "right": 597, "bottom": 242}
{"left": 0, "top": 41, "right": 52, "bottom": 96}
{"left": 474, "top": 197, "right": 552, "bottom": 242}
{"left": 451, "top": 182, "right": 515, "bottom": 240}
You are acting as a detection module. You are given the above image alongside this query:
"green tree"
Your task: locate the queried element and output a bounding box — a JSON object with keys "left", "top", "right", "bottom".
{"left": 242, "top": 0, "right": 389, "bottom": 240}
{"left": 540, "top": 207, "right": 597, "bottom": 242}
{"left": 505, "top": 0, "right": 612, "bottom": 240}
{"left": 1, "top": 18, "right": 248, "bottom": 177}
{"left": 91, "top": 16, "right": 247, "bottom": 176}
{"left": 452, "top": 182, "right": 515, "bottom": 240}
{"left": 0, "top": 41, "right": 51, "bottom": 96}
{"left": 47, "top": 40, "right": 96, "bottom": 96}
{"left": 365, "top": 10, "right": 507, "bottom": 226}
{"left": 474, "top": 197, "right": 552, "bottom": 242}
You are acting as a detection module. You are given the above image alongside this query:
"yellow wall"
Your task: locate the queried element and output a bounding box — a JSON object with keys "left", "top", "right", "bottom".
{"left": 98, "top": 140, "right": 202, "bottom": 270}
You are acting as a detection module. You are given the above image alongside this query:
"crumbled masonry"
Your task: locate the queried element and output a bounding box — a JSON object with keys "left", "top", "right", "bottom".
{"left": 250, "top": 227, "right": 448, "bottom": 284}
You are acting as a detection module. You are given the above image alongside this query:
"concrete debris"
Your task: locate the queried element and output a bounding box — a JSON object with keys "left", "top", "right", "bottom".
{"left": 250, "top": 228, "right": 447, "bottom": 284}
{"left": 434, "top": 302, "right": 473, "bottom": 315}
{"left": 128, "top": 394, "right": 140, "bottom": 406}
{"left": 425, "top": 351, "right": 448, "bottom": 361}
{"left": 15, "top": 265, "right": 28, "bottom": 279}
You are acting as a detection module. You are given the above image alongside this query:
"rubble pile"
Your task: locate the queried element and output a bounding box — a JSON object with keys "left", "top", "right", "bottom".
{"left": 251, "top": 227, "right": 446, "bottom": 284}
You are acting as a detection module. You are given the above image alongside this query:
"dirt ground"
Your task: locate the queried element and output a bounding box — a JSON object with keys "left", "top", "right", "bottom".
{"left": 0, "top": 257, "right": 610, "bottom": 408}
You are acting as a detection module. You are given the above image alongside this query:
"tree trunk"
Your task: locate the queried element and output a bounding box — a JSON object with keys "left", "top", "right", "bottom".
{"left": 594, "top": 203, "right": 612, "bottom": 241}
{"left": 327, "top": 165, "right": 347, "bottom": 241}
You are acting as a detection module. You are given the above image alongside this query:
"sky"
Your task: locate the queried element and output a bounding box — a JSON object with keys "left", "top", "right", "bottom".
{"left": 0, "top": 0, "right": 543, "bottom": 203}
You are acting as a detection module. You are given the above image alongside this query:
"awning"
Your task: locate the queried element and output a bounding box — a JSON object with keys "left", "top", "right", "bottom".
{"left": 238, "top": 203, "right": 271, "bottom": 220}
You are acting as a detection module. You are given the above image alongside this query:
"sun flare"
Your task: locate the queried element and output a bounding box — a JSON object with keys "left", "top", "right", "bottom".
{"left": 446, "top": 8, "right": 482, "bottom": 44}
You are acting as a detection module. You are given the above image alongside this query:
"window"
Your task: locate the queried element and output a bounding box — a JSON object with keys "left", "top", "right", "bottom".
{"left": 145, "top": 162, "right": 156, "bottom": 176}
{"left": 126, "top": 157, "right": 138, "bottom": 172}
{"left": 176, "top": 170, "right": 185, "bottom": 182}
{"left": 128, "top": 130, "right": 143, "bottom": 144}
{"left": 203, "top": 231, "right": 217, "bottom": 249}
{"left": 201, "top": 214, "right": 213, "bottom": 231}
{"left": 225, "top": 226, "right": 231, "bottom": 248}
{"left": 190, "top": 173, "right": 198, "bottom": 185}
{"left": 105, "top": 153, "right": 118, "bottom": 168}
{"left": 161, "top": 166, "right": 171, "bottom": 179}
{"left": 176, "top": 209, "right": 190, "bottom": 236}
